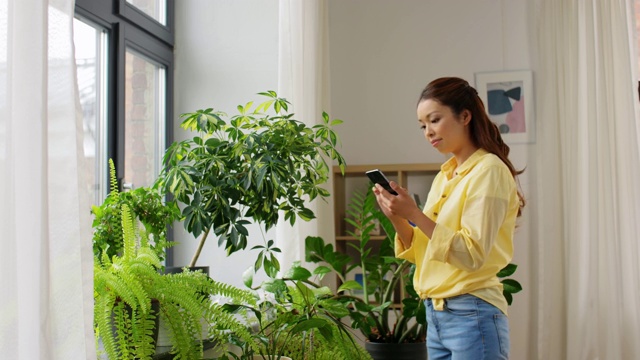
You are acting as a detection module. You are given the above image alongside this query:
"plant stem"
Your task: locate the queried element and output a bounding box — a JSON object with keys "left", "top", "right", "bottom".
{"left": 382, "top": 261, "right": 410, "bottom": 303}
{"left": 189, "top": 226, "right": 211, "bottom": 268}
{"left": 397, "top": 321, "right": 418, "bottom": 344}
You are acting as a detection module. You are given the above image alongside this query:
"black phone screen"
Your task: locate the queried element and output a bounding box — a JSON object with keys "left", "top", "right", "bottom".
{"left": 365, "top": 169, "right": 398, "bottom": 196}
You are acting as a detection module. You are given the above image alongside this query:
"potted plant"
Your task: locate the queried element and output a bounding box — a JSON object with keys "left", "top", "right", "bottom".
{"left": 220, "top": 262, "right": 372, "bottom": 360}
{"left": 305, "top": 188, "right": 426, "bottom": 359}
{"left": 154, "top": 91, "right": 346, "bottom": 272}
{"left": 92, "top": 162, "right": 260, "bottom": 359}
{"left": 305, "top": 188, "right": 522, "bottom": 360}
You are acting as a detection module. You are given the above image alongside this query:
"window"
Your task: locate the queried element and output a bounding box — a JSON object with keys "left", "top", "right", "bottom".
{"left": 73, "top": 18, "right": 109, "bottom": 204}
{"left": 126, "top": 0, "right": 167, "bottom": 26}
{"left": 123, "top": 48, "right": 166, "bottom": 189}
{"left": 74, "top": 0, "right": 174, "bottom": 202}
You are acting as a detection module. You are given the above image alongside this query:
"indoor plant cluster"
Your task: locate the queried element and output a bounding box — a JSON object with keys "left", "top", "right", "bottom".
{"left": 93, "top": 162, "right": 259, "bottom": 359}
{"left": 91, "top": 91, "right": 521, "bottom": 360}
{"left": 91, "top": 92, "right": 372, "bottom": 360}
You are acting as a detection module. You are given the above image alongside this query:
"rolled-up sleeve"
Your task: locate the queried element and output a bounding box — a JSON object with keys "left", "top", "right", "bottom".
{"left": 395, "top": 225, "right": 432, "bottom": 264}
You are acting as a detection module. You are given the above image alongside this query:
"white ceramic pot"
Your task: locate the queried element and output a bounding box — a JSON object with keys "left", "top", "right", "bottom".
{"left": 250, "top": 356, "right": 292, "bottom": 360}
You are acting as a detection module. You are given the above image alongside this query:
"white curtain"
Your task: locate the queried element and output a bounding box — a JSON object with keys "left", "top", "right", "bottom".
{"left": 531, "top": 0, "right": 640, "bottom": 359}
{"left": 0, "top": 0, "right": 96, "bottom": 359}
{"left": 275, "top": 0, "right": 334, "bottom": 273}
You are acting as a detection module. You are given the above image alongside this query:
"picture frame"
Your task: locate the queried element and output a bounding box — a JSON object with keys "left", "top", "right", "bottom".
{"left": 474, "top": 70, "right": 535, "bottom": 144}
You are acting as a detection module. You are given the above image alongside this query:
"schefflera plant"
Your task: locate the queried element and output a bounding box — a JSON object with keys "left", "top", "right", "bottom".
{"left": 155, "top": 91, "right": 346, "bottom": 274}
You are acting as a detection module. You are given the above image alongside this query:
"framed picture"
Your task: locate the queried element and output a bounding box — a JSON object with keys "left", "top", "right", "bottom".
{"left": 474, "top": 70, "right": 535, "bottom": 143}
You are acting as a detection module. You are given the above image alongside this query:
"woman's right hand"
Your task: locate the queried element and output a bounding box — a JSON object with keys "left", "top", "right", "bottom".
{"left": 372, "top": 181, "right": 421, "bottom": 223}
{"left": 372, "top": 181, "right": 421, "bottom": 248}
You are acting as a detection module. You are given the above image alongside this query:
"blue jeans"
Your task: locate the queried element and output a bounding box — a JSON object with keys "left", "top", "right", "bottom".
{"left": 425, "top": 294, "right": 510, "bottom": 360}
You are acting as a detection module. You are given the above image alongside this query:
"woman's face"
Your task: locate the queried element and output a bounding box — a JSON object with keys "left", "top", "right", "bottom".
{"left": 417, "top": 98, "right": 472, "bottom": 156}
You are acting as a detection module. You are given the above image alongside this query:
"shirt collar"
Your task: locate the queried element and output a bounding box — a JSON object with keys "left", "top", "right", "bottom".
{"left": 440, "top": 148, "right": 489, "bottom": 179}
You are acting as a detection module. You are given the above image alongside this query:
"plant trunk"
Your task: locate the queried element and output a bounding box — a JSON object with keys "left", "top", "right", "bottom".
{"left": 189, "top": 227, "right": 211, "bottom": 268}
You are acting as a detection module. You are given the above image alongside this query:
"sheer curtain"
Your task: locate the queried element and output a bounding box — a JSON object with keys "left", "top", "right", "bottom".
{"left": 275, "top": 0, "right": 334, "bottom": 273}
{"left": 0, "top": 0, "right": 95, "bottom": 359}
{"left": 530, "top": 0, "right": 640, "bottom": 359}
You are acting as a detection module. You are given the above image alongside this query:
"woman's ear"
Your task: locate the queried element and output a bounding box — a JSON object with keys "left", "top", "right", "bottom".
{"left": 461, "top": 109, "right": 472, "bottom": 126}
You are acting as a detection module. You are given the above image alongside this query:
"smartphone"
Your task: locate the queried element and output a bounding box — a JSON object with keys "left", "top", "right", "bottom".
{"left": 365, "top": 169, "right": 398, "bottom": 196}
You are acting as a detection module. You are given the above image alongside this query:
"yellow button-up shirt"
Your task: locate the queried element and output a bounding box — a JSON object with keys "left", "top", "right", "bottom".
{"left": 395, "top": 149, "right": 519, "bottom": 315}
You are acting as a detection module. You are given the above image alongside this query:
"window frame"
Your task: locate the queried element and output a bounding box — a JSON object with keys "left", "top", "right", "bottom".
{"left": 74, "top": 0, "right": 174, "bottom": 184}
{"left": 75, "top": 0, "right": 175, "bottom": 264}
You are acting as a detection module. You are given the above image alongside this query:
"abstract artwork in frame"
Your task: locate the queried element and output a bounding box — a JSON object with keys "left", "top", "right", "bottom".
{"left": 475, "top": 70, "right": 535, "bottom": 144}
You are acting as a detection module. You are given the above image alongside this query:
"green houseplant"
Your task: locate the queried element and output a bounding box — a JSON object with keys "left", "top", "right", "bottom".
{"left": 91, "top": 159, "right": 181, "bottom": 262}
{"left": 154, "top": 91, "right": 346, "bottom": 271}
{"left": 305, "top": 189, "right": 426, "bottom": 345}
{"left": 220, "top": 262, "right": 372, "bottom": 360}
{"left": 92, "top": 161, "right": 260, "bottom": 359}
{"left": 94, "top": 203, "right": 260, "bottom": 359}
{"left": 305, "top": 188, "right": 522, "bottom": 359}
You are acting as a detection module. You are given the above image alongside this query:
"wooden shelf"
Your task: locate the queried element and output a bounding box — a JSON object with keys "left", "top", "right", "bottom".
{"left": 333, "top": 163, "right": 441, "bottom": 174}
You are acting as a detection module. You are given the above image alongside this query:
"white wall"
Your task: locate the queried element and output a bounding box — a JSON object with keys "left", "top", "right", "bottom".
{"left": 174, "top": 1, "right": 534, "bottom": 359}
{"left": 173, "top": 0, "right": 279, "bottom": 287}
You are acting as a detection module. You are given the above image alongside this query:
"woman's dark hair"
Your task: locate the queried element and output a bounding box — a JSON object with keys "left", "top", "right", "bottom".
{"left": 418, "top": 77, "right": 525, "bottom": 216}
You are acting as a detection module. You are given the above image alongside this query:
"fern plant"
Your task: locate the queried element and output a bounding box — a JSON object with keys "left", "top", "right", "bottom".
{"left": 94, "top": 204, "right": 260, "bottom": 359}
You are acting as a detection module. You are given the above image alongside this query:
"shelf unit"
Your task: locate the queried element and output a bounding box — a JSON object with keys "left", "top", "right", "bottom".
{"left": 331, "top": 163, "right": 441, "bottom": 304}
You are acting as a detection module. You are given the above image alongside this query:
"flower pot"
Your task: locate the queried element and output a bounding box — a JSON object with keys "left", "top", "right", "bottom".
{"left": 364, "top": 341, "right": 428, "bottom": 360}
{"left": 250, "top": 356, "right": 292, "bottom": 360}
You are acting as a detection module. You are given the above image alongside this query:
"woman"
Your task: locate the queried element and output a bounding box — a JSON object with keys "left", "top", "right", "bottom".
{"left": 372, "top": 77, "right": 525, "bottom": 360}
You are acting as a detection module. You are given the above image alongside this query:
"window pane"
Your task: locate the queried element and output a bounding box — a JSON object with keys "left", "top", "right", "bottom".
{"left": 124, "top": 49, "right": 165, "bottom": 190}
{"left": 73, "top": 18, "right": 108, "bottom": 204}
{"left": 126, "top": 0, "right": 166, "bottom": 26}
